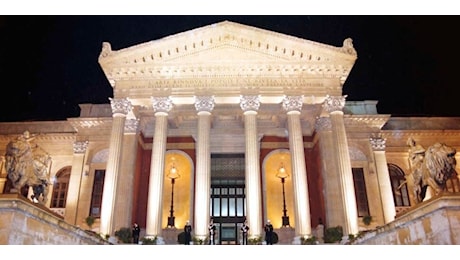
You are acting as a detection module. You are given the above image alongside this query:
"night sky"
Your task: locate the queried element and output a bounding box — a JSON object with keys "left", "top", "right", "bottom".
{"left": 1, "top": 15, "right": 459, "bottom": 122}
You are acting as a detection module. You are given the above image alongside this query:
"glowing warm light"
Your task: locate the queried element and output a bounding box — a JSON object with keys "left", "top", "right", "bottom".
{"left": 276, "top": 163, "right": 289, "bottom": 179}
{"left": 167, "top": 162, "right": 180, "bottom": 228}
{"left": 168, "top": 163, "right": 180, "bottom": 180}
{"left": 275, "top": 161, "right": 290, "bottom": 227}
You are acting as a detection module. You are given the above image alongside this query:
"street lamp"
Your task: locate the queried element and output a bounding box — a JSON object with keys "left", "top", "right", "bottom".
{"left": 276, "top": 162, "right": 290, "bottom": 227}
{"left": 167, "top": 163, "right": 180, "bottom": 228}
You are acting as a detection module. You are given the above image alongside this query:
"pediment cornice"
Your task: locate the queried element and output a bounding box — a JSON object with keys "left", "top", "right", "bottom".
{"left": 99, "top": 21, "right": 357, "bottom": 66}
{"left": 67, "top": 118, "right": 113, "bottom": 131}
{"left": 344, "top": 115, "right": 391, "bottom": 131}
{"left": 98, "top": 21, "right": 357, "bottom": 96}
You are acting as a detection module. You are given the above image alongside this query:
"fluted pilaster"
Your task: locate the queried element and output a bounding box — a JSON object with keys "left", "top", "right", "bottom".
{"left": 64, "top": 141, "right": 89, "bottom": 225}
{"left": 370, "top": 136, "right": 396, "bottom": 223}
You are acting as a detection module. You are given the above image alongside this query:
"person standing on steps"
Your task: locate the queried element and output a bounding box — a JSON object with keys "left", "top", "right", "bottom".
{"left": 184, "top": 220, "right": 192, "bottom": 245}
{"left": 240, "top": 219, "right": 249, "bottom": 245}
{"left": 132, "top": 222, "right": 141, "bottom": 244}
{"left": 264, "top": 220, "right": 274, "bottom": 245}
{"left": 208, "top": 218, "right": 217, "bottom": 245}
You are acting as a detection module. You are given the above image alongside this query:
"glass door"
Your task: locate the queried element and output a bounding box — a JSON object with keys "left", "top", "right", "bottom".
{"left": 210, "top": 154, "right": 246, "bottom": 245}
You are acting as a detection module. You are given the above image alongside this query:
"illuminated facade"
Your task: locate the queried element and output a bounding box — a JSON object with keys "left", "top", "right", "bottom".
{"left": 1, "top": 21, "right": 460, "bottom": 245}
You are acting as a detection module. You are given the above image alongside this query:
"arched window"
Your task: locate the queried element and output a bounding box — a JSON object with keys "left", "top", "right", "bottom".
{"left": 51, "top": 166, "right": 71, "bottom": 208}
{"left": 388, "top": 163, "right": 410, "bottom": 207}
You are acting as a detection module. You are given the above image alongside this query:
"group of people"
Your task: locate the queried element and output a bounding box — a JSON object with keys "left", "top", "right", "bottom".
{"left": 183, "top": 219, "right": 217, "bottom": 245}
{"left": 132, "top": 218, "right": 274, "bottom": 245}
{"left": 183, "top": 218, "right": 274, "bottom": 245}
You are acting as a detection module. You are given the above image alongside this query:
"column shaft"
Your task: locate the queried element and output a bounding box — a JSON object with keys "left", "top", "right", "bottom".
{"left": 146, "top": 112, "right": 168, "bottom": 237}
{"left": 99, "top": 115, "right": 126, "bottom": 236}
{"left": 330, "top": 111, "right": 359, "bottom": 236}
{"left": 194, "top": 111, "right": 212, "bottom": 240}
{"left": 244, "top": 111, "right": 262, "bottom": 238}
{"left": 64, "top": 149, "right": 86, "bottom": 225}
{"left": 286, "top": 111, "right": 311, "bottom": 237}
{"left": 113, "top": 122, "right": 138, "bottom": 231}
{"left": 374, "top": 150, "right": 396, "bottom": 223}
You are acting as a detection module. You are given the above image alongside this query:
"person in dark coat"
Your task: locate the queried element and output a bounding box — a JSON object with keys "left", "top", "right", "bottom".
{"left": 264, "top": 220, "right": 274, "bottom": 245}
{"left": 132, "top": 222, "right": 141, "bottom": 244}
{"left": 208, "top": 219, "right": 217, "bottom": 245}
{"left": 240, "top": 220, "right": 249, "bottom": 245}
{"left": 184, "top": 220, "right": 192, "bottom": 245}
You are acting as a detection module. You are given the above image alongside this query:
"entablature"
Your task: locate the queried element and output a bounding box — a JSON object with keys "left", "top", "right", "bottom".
{"left": 344, "top": 115, "right": 391, "bottom": 132}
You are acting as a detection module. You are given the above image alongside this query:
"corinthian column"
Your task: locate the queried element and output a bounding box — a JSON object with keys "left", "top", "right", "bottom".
{"left": 146, "top": 97, "right": 173, "bottom": 242}
{"left": 282, "top": 95, "right": 312, "bottom": 240}
{"left": 240, "top": 95, "right": 262, "bottom": 239}
{"left": 370, "top": 135, "right": 396, "bottom": 223}
{"left": 113, "top": 118, "right": 139, "bottom": 231}
{"left": 193, "top": 96, "right": 214, "bottom": 241}
{"left": 65, "top": 140, "right": 89, "bottom": 225}
{"left": 323, "top": 95, "right": 358, "bottom": 237}
{"left": 100, "top": 98, "right": 131, "bottom": 237}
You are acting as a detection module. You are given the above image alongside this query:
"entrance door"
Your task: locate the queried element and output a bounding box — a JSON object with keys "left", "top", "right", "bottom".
{"left": 210, "top": 154, "right": 246, "bottom": 245}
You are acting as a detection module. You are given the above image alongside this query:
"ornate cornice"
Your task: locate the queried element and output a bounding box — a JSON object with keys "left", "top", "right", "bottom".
{"left": 67, "top": 118, "right": 113, "bottom": 130}
{"left": 99, "top": 21, "right": 356, "bottom": 67}
{"left": 382, "top": 130, "right": 460, "bottom": 138}
{"left": 112, "top": 77, "right": 341, "bottom": 102}
{"left": 99, "top": 21, "right": 356, "bottom": 97}
{"left": 343, "top": 115, "right": 391, "bottom": 131}
{"left": 104, "top": 65, "right": 351, "bottom": 82}
{"left": 0, "top": 134, "right": 76, "bottom": 143}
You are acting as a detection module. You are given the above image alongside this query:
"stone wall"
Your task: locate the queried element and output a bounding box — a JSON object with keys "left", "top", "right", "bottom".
{"left": 351, "top": 193, "right": 460, "bottom": 245}
{"left": 0, "top": 193, "right": 109, "bottom": 245}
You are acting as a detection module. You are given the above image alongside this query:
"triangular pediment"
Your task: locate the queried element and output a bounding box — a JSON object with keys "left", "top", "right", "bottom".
{"left": 98, "top": 21, "right": 358, "bottom": 102}
{"left": 99, "top": 20, "right": 356, "bottom": 68}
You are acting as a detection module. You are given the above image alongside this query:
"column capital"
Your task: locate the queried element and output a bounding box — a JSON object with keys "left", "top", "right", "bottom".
{"left": 194, "top": 96, "right": 215, "bottom": 113}
{"left": 240, "top": 95, "right": 260, "bottom": 112}
{"left": 73, "top": 141, "right": 89, "bottom": 154}
{"left": 370, "top": 136, "right": 386, "bottom": 151}
{"left": 151, "top": 96, "right": 173, "bottom": 113}
{"left": 109, "top": 98, "right": 132, "bottom": 116}
{"left": 315, "top": 117, "right": 332, "bottom": 131}
{"left": 124, "top": 118, "right": 139, "bottom": 134}
{"left": 282, "top": 95, "right": 303, "bottom": 112}
{"left": 323, "top": 95, "right": 347, "bottom": 113}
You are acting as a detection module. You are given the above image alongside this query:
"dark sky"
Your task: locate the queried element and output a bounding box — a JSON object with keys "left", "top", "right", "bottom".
{"left": 0, "top": 15, "right": 459, "bottom": 122}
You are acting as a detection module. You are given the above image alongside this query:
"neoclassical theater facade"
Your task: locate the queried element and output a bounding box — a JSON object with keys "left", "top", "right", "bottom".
{"left": 1, "top": 21, "right": 460, "bottom": 244}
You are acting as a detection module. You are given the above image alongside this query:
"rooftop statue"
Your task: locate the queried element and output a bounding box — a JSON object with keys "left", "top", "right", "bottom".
{"left": 5, "top": 131, "right": 52, "bottom": 204}
{"left": 406, "top": 137, "right": 457, "bottom": 203}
